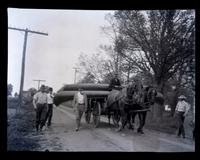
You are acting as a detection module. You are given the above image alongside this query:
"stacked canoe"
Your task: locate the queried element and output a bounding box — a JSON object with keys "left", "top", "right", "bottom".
{"left": 54, "top": 83, "right": 111, "bottom": 106}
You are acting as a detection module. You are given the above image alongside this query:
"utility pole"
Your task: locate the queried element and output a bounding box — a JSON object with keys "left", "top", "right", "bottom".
{"left": 8, "top": 27, "right": 48, "bottom": 113}
{"left": 73, "top": 67, "right": 79, "bottom": 84}
{"left": 33, "top": 79, "right": 46, "bottom": 90}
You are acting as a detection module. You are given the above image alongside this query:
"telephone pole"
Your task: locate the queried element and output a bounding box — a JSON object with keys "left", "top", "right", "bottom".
{"left": 33, "top": 79, "right": 46, "bottom": 90}
{"left": 8, "top": 27, "right": 48, "bottom": 113}
{"left": 73, "top": 67, "right": 79, "bottom": 84}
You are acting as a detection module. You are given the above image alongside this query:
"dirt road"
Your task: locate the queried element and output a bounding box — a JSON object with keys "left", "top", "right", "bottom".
{"left": 20, "top": 105, "right": 195, "bottom": 152}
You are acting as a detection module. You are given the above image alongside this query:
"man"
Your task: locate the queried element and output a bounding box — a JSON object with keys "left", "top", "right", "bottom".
{"left": 73, "top": 88, "right": 88, "bottom": 131}
{"left": 33, "top": 85, "right": 48, "bottom": 132}
{"left": 175, "top": 95, "right": 191, "bottom": 138}
{"left": 45, "top": 87, "right": 54, "bottom": 127}
{"left": 109, "top": 73, "right": 121, "bottom": 90}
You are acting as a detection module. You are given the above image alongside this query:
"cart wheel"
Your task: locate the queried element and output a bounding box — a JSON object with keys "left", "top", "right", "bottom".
{"left": 93, "top": 102, "right": 101, "bottom": 128}
{"left": 112, "top": 110, "right": 120, "bottom": 127}
{"left": 85, "top": 111, "right": 91, "bottom": 124}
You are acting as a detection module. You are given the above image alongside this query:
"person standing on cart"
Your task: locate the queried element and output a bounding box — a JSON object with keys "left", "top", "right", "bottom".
{"left": 109, "top": 73, "right": 121, "bottom": 90}
{"left": 73, "top": 88, "right": 88, "bottom": 131}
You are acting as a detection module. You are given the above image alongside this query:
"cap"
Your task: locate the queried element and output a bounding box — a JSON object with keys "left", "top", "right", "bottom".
{"left": 178, "top": 95, "right": 186, "bottom": 100}
{"left": 40, "top": 85, "right": 45, "bottom": 88}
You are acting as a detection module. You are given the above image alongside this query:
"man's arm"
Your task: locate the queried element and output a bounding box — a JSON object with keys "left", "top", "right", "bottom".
{"left": 73, "top": 93, "right": 77, "bottom": 111}
{"left": 184, "top": 103, "right": 191, "bottom": 117}
{"left": 33, "top": 95, "right": 37, "bottom": 110}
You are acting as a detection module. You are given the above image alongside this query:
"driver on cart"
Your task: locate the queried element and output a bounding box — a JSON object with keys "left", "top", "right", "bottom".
{"left": 109, "top": 73, "right": 121, "bottom": 91}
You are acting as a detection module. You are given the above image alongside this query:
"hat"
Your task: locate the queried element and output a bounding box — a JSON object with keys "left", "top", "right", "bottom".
{"left": 178, "top": 95, "right": 186, "bottom": 99}
{"left": 40, "top": 85, "right": 45, "bottom": 88}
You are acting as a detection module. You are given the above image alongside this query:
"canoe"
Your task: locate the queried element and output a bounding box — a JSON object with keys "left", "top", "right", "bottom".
{"left": 54, "top": 90, "right": 110, "bottom": 106}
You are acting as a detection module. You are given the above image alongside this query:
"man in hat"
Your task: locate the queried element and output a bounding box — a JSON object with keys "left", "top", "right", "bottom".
{"left": 33, "top": 85, "right": 48, "bottom": 132}
{"left": 73, "top": 88, "right": 88, "bottom": 131}
{"left": 109, "top": 73, "right": 121, "bottom": 90}
{"left": 175, "top": 95, "right": 191, "bottom": 138}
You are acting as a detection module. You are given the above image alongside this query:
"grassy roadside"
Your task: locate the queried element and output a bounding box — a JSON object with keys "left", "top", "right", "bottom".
{"left": 7, "top": 99, "right": 41, "bottom": 151}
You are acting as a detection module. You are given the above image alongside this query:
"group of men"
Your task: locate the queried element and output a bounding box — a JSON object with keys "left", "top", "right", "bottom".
{"left": 33, "top": 85, "right": 54, "bottom": 132}
{"left": 32, "top": 74, "right": 195, "bottom": 140}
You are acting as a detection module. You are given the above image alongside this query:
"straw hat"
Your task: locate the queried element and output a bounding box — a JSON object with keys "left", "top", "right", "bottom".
{"left": 178, "top": 95, "right": 186, "bottom": 100}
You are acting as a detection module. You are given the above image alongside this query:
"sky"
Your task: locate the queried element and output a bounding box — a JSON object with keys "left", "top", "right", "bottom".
{"left": 8, "top": 8, "right": 114, "bottom": 94}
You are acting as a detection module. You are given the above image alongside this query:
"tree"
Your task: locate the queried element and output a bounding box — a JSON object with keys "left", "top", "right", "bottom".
{"left": 78, "top": 72, "right": 96, "bottom": 83}
{"left": 77, "top": 50, "right": 118, "bottom": 83}
{"left": 7, "top": 84, "right": 13, "bottom": 96}
{"left": 107, "top": 10, "right": 195, "bottom": 93}
{"left": 104, "top": 10, "right": 195, "bottom": 121}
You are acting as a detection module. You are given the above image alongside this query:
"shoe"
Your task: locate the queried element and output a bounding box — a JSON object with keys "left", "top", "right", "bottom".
{"left": 137, "top": 129, "right": 144, "bottom": 134}
{"left": 40, "top": 126, "right": 46, "bottom": 131}
{"left": 75, "top": 128, "right": 79, "bottom": 132}
{"left": 176, "top": 135, "right": 181, "bottom": 138}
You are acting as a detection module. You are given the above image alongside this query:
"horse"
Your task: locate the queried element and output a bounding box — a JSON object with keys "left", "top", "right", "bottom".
{"left": 128, "top": 86, "right": 158, "bottom": 134}
{"left": 106, "top": 82, "right": 137, "bottom": 131}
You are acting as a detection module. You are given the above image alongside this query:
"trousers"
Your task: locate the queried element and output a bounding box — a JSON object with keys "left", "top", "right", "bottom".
{"left": 74, "top": 104, "right": 86, "bottom": 129}
{"left": 45, "top": 104, "right": 53, "bottom": 126}
{"left": 36, "top": 103, "right": 47, "bottom": 130}
{"left": 176, "top": 111, "right": 185, "bottom": 137}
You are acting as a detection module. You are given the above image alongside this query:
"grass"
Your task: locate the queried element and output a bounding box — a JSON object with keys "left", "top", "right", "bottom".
{"left": 7, "top": 100, "right": 41, "bottom": 151}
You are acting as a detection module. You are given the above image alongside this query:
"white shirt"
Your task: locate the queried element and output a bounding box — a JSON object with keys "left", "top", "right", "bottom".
{"left": 175, "top": 100, "right": 190, "bottom": 113}
{"left": 47, "top": 93, "right": 54, "bottom": 104}
{"left": 77, "top": 92, "right": 84, "bottom": 104}
{"left": 33, "top": 91, "right": 47, "bottom": 104}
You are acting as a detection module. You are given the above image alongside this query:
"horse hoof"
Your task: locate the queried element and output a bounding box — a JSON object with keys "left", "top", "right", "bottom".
{"left": 116, "top": 128, "right": 122, "bottom": 132}
{"left": 128, "top": 126, "right": 134, "bottom": 130}
{"left": 137, "top": 130, "right": 144, "bottom": 134}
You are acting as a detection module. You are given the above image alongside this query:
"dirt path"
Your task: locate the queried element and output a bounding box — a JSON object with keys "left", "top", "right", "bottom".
{"left": 21, "top": 105, "right": 195, "bottom": 152}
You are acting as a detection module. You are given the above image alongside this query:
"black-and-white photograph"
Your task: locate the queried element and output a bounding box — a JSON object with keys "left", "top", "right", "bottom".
{"left": 7, "top": 9, "right": 195, "bottom": 152}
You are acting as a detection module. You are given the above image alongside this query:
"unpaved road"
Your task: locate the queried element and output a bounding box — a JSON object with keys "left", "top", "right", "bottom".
{"left": 21, "top": 105, "right": 195, "bottom": 152}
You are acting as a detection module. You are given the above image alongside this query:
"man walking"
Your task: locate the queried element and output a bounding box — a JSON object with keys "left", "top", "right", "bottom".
{"left": 175, "top": 95, "right": 191, "bottom": 138}
{"left": 73, "top": 88, "right": 87, "bottom": 131}
{"left": 45, "top": 87, "right": 54, "bottom": 127}
{"left": 33, "top": 85, "right": 48, "bottom": 132}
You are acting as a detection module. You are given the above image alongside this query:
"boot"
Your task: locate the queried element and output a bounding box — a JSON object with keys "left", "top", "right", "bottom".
{"left": 76, "top": 119, "right": 80, "bottom": 131}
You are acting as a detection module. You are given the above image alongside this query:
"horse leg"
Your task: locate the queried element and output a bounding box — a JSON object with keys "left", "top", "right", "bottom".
{"left": 127, "top": 112, "right": 134, "bottom": 130}
{"left": 131, "top": 112, "right": 137, "bottom": 130}
{"left": 108, "top": 110, "right": 111, "bottom": 125}
{"left": 137, "top": 112, "right": 147, "bottom": 134}
{"left": 117, "top": 110, "right": 127, "bottom": 132}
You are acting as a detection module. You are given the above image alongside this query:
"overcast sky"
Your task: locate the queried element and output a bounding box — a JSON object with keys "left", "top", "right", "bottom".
{"left": 8, "top": 8, "right": 114, "bottom": 94}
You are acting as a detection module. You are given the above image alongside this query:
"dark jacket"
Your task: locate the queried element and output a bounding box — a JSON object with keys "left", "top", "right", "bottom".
{"left": 109, "top": 78, "right": 121, "bottom": 90}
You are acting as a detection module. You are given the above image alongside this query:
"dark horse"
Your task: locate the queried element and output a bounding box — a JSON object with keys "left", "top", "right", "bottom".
{"left": 128, "top": 85, "right": 157, "bottom": 134}
{"left": 106, "top": 82, "right": 137, "bottom": 131}
{"left": 106, "top": 83, "right": 157, "bottom": 133}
